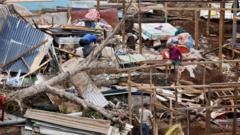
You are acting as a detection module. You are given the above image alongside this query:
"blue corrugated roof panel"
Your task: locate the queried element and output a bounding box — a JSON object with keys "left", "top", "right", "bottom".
{"left": 0, "top": 16, "right": 50, "bottom": 73}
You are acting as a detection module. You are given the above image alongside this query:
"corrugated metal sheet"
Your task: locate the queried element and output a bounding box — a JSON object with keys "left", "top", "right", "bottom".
{"left": 24, "top": 109, "right": 112, "bottom": 134}
{"left": 83, "top": 90, "right": 109, "bottom": 108}
{"left": 0, "top": 5, "right": 12, "bottom": 18}
{"left": 0, "top": 16, "right": 51, "bottom": 73}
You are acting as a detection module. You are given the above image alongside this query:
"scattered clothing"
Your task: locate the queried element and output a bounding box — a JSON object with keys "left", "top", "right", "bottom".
{"left": 166, "top": 36, "right": 179, "bottom": 47}
{"left": 177, "top": 33, "right": 193, "bottom": 49}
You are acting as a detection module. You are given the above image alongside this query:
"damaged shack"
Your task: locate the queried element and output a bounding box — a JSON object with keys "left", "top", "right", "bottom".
{"left": 0, "top": 0, "right": 240, "bottom": 135}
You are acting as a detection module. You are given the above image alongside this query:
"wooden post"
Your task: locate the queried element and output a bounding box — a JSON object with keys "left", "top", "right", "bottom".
{"left": 194, "top": 2, "right": 200, "bottom": 49}
{"left": 233, "top": 88, "right": 237, "bottom": 135}
{"left": 187, "top": 110, "right": 190, "bottom": 135}
{"left": 97, "top": 0, "right": 100, "bottom": 11}
{"left": 128, "top": 71, "right": 133, "bottom": 135}
{"left": 164, "top": 2, "right": 168, "bottom": 23}
{"left": 170, "top": 99, "right": 173, "bottom": 125}
{"left": 206, "top": 0, "right": 211, "bottom": 36}
{"left": 138, "top": 0, "right": 143, "bottom": 54}
{"left": 205, "top": 88, "right": 211, "bottom": 135}
{"left": 203, "top": 64, "right": 206, "bottom": 106}
{"left": 232, "top": 0, "right": 238, "bottom": 50}
{"left": 140, "top": 91, "right": 144, "bottom": 135}
{"left": 153, "top": 88, "right": 158, "bottom": 135}
{"left": 219, "top": 0, "right": 225, "bottom": 72}
{"left": 233, "top": 63, "right": 239, "bottom": 135}
{"left": 122, "top": 0, "right": 126, "bottom": 48}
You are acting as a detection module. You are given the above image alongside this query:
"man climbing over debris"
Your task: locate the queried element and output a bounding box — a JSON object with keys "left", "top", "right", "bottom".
{"left": 79, "top": 33, "right": 97, "bottom": 58}
{"left": 139, "top": 103, "right": 153, "bottom": 135}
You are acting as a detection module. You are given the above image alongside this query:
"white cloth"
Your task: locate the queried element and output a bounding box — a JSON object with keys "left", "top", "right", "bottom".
{"left": 139, "top": 108, "right": 153, "bottom": 126}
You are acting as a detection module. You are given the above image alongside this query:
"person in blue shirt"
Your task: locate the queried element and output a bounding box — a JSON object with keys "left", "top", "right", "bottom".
{"left": 79, "top": 34, "right": 97, "bottom": 57}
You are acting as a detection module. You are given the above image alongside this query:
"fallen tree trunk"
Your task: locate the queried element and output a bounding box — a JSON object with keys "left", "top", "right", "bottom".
{"left": 46, "top": 86, "right": 116, "bottom": 121}
{"left": 70, "top": 72, "right": 108, "bottom": 107}
{"left": 6, "top": 0, "right": 133, "bottom": 121}
{"left": 7, "top": 15, "right": 126, "bottom": 102}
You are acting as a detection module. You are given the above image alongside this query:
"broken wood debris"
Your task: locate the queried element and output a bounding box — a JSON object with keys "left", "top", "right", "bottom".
{"left": 0, "top": 0, "right": 239, "bottom": 135}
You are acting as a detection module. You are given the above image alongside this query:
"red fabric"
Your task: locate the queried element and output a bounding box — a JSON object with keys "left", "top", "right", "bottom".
{"left": 71, "top": 8, "right": 118, "bottom": 28}
{"left": 0, "top": 96, "right": 5, "bottom": 105}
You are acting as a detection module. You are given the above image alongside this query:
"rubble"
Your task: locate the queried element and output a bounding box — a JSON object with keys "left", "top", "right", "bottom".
{"left": 0, "top": 0, "right": 239, "bottom": 135}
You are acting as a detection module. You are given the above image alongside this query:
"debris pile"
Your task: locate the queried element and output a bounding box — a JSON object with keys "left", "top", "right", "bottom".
{"left": 0, "top": 0, "right": 240, "bottom": 135}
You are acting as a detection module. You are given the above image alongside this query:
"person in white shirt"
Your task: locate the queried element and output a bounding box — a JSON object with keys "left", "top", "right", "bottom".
{"left": 139, "top": 103, "right": 153, "bottom": 135}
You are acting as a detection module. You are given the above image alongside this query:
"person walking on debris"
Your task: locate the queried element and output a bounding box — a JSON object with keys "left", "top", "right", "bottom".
{"left": 79, "top": 34, "right": 97, "bottom": 58}
{"left": 168, "top": 43, "right": 182, "bottom": 71}
{"left": 139, "top": 103, "right": 153, "bottom": 135}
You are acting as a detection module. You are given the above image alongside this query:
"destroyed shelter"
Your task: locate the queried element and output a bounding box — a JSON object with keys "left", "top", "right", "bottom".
{"left": 0, "top": 0, "right": 240, "bottom": 135}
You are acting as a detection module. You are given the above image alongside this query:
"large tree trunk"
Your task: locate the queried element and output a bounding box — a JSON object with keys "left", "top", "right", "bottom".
{"left": 7, "top": 16, "right": 126, "bottom": 102}
{"left": 46, "top": 86, "right": 115, "bottom": 120}
{"left": 71, "top": 72, "right": 108, "bottom": 107}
